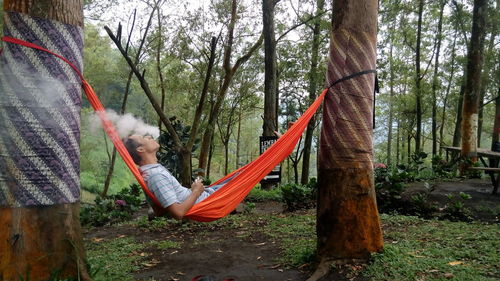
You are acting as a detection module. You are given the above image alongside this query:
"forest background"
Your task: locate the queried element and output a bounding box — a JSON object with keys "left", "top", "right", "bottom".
{"left": 0, "top": 0, "right": 498, "bottom": 197}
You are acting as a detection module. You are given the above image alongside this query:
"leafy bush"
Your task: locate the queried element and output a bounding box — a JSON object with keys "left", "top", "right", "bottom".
{"left": 407, "top": 182, "right": 438, "bottom": 218}
{"left": 81, "top": 184, "right": 142, "bottom": 226}
{"left": 280, "top": 182, "right": 315, "bottom": 211}
{"left": 431, "top": 155, "right": 456, "bottom": 178}
{"left": 374, "top": 166, "right": 407, "bottom": 212}
{"left": 246, "top": 185, "right": 283, "bottom": 202}
{"left": 442, "top": 192, "right": 473, "bottom": 222}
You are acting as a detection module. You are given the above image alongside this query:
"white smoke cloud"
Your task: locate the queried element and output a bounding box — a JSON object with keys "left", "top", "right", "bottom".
{"left": 89, "top": 109, "right": 160, "bottom": 139}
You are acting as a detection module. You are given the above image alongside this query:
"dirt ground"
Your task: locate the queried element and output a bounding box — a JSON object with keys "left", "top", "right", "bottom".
{"left": 83, "top": 178, "right": 499, "bottom": 281}
{"left": 404, "top": 178, "right": 500, "bottom": 222}
{"left": 85, "top": 201, "right": 310, "bottom": 281}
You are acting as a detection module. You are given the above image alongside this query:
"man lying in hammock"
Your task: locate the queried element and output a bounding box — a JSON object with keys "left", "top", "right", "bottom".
{"left": 123, "top": 134, "right": 224, "bottom": 220}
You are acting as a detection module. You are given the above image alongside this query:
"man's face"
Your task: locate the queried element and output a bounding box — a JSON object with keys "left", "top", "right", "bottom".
{"left": 130, "top": 134, "right": 160, "bottom": 154}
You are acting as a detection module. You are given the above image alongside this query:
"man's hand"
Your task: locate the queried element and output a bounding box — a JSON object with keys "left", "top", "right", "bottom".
{"left": 191, "top": 179, "right": 204, "bottom": 195}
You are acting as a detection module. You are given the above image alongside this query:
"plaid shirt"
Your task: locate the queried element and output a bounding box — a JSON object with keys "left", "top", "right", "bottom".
{"left": 139, "top": 164, "right": 214, "bottom": 208}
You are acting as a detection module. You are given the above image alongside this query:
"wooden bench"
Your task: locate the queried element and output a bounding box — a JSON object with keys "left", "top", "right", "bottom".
{"left": 441, "top": 147, "right": 500, "bottom": 195}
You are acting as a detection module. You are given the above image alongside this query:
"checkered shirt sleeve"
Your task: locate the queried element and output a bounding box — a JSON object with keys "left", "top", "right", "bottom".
{"left": 146, "top": 173, "right": 180, "bottom": 208}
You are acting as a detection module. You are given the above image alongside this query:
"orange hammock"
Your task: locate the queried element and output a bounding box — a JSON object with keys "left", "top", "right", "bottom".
{"left": 2, "top": 36, "right": 326, "bottom": 222}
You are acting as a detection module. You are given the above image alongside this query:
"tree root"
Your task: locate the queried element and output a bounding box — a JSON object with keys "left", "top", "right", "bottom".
{"left": 306, "top": 258, "right": 367, "bottom": 281}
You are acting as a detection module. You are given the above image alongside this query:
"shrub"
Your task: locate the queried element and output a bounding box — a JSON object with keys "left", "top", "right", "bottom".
{"left": 431, "top": 155, "right": 456, "bottom": 178}
{"left": 407, "top": 182, "right": 438, "bottom": 218}
{"left": 374, "top": 166, "right": 407, "bottom": 212}
{"left": 441, "top": 192, "right": 473, "bottom": 222}
{"left": 280, "top": 183, "right": 315, "bottom": 211}
{"left": 81, "top": 184, "right": 142, "bottom": 227}
{"left": 246, "top": 185, "right": 283, "bottom": 202}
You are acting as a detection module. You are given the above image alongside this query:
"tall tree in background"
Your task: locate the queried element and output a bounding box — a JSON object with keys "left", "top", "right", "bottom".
{"left": 477, "top": 1, "right": 499, "bottom": 146}
{"left": 310, "top": 0, "right": 383, "bottom": 279}
{"left": 0, "top": 0, "right": 90, "bottom": 280}
{"left": 460, "top": 0, "right": 488, "bottom": 166}
{"left": 431, "top": 0, "right": 445, "bottom": 158}
{"left": 414, "top": 0, "right": 424, "bottom": 153}
{"left": 301, "top": 0, "right": 325, "bottom": 184}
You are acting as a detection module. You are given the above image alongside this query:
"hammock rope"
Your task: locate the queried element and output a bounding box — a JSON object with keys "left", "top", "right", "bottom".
{"left": 1, "top": 35, "right": 375, "bottom": 222}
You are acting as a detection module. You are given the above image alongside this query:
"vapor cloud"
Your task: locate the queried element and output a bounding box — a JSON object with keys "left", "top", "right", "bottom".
{"left": 90, "top": 110, "right": 160, "bottom": 139}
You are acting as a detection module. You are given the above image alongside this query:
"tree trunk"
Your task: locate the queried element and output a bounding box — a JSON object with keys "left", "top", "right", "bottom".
{"left": 407, "top": 133, "right": 411, "bottom": 164}
{"left": 440, "top": 31, "right": 457, "bottom": 155}
{"left": 312, "top": 1, "right": 383, "bottom": 279}
{"left": 224, "top": 140, "right": 229, "bottom": 175}
{"left": 477, "top": 31, "right": 497, "bottom": 146}
{"left": 396, "top": 119, "right": 400, "bottom": 165}
{"left": 262, "top": 0, "right": 278, "bottom": 189}
{"left": 492, "top": 87, "right": 500, "bottom": 149}
{"left": 460, "top": 0, "right": 488, "bottom": 168}
{"left": 207, "top": 132, "right": 215, "bottom": 180}
{"left": 387, "top": 23, "right": 395, "bottom": 166}
{"left": 301, "top": 0, "right": 325, "bottom": 184}
{"left": 453, "top": 85, "right": 465, "bottom": 147}
{"left": 236, "top": 106, "right": 242, "bottom": 170}
{"left": 431, "top": 1, "right": 445, "bottom": 158}
{"left": 0, "top": 1, "right": 89, "bottom": 280}
{"left": 156, "top": 9, "right": 166, "bottom": 132}
{"left": 415, "top": 0, "right": 424, "bottom": 153}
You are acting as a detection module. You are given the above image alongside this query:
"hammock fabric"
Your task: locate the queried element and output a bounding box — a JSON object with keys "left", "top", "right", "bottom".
{"left": 2, "top": 36, "right": 326, "bottom": 222}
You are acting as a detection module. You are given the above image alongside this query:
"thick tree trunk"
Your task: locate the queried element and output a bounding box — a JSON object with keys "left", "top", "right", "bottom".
{"left": 415, "top": 0, "right": 424, "bottom": 153}
{"left": 0, "top": 1, "right": 89, "bottom": 280}
{"left": 262, "top": 0, "right": 278, "bottom": 189}
{"left": 301, "top": 0, "right": 325, "bottom": 184}
{"left": 460, "top": 0, "right": 488, "bottom": 167}
{"left": 431, "top": 1, "right": 445, "bottom": 158}
{"left": 312, "top": 1, "right": 383, "bottom": 279}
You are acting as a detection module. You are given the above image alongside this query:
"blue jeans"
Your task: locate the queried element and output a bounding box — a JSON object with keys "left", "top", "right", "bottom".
{"left": 206, "top": 173, "right": 238, "bottom": 192}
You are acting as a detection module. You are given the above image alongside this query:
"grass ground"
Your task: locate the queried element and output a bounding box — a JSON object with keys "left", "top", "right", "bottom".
{"left": 84, "top": 206, "right": 499, "bottom": 281}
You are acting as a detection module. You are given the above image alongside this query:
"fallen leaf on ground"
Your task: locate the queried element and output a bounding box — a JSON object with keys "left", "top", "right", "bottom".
{"left": 169, "top": 250, "right": 178, "bottom": 255}
{"left": 91, "top": 237, "right": 104, "bottom": 243}
{"left": 444, "top": 273, "right": 454, "bottom": 279}
{"left": 256, "top": 256, "right": 262, "bottom": 260}
{"left": 448, "top": 261, "right": 463, "bottom": 266}
{"left": 117, "top": 234, "right": 126, "bottom": 238}
{"left": 254, "top": 242, "right": 266, "bottom": 246}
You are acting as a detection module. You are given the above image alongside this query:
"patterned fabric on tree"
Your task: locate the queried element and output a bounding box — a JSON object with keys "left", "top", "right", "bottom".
{"left": 0, "top": 12, "right": 82, "bottom": 207}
